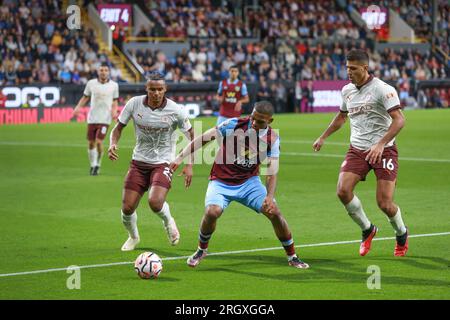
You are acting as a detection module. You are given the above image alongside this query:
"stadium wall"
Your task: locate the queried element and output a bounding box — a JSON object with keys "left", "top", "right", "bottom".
{"left": 0, "top": 82, "right": 259, "bottom": 125}
{"left": 1, "top": 80, "right": 447, "bottom": 125}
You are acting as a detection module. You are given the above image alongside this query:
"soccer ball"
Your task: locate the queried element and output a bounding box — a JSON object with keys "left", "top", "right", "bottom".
{"left": 134, "top": 252, "right": 163, "bottom": 279}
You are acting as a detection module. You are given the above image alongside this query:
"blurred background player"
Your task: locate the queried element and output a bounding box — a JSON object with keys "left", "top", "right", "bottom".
{"left": 215, "top": 65, "right": 249, "bottom": 125}
{"left": 73, "top": 63, "right": 119, "bottom": 176}
{"left": 313, "top": 49, "right": 408, "bottom": 257}
{"left": 171, "top": 101, "right": 309, "bottom": 269}
{"left": 108, "top": 72, "right": 194, "bottom": 251}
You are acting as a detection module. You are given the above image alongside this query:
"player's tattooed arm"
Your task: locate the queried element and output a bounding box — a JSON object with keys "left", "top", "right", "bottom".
{"left": 108, "top": 122, "right": 126, "bottom": 161}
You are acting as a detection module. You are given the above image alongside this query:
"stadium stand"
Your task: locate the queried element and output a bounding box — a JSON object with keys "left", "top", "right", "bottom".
{"left": 0, "top": 0, "right": 123, "bottom": 85}
{"left": 0, "top": 0, "right": 448, "bottom": 111}
{"left": 349, "top": 0, "right": 449, "bottom": 49}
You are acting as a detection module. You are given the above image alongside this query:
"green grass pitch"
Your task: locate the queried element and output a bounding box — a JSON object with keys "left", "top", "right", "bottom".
{"left": 0, "top": 109, "right": 449, "bottom": 300}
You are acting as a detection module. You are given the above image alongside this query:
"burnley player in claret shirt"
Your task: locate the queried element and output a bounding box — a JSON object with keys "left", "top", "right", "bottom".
{"left": 215, "top": 65, "right": 250, "bottom": 125}
{"left": 171, "top": 101, "right": 309, "bottom": 269}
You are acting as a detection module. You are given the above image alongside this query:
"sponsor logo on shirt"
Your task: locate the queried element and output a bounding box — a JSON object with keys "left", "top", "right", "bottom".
{"left": 385, "top": 92, "right": 395, "bottom": 99}
{"left": 348, "top": 105, "right": 372, "bottom": 116}
{"left": 137, "top": 123, "right": 170, "bottom": 133}
{"left": 225, "top": 92, "right": 237, "bottom": 103}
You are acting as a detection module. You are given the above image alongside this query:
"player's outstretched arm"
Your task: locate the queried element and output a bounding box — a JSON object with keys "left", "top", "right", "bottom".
{"left": 72, "top": 95, "right": 90, "bottom": 117}
{"left": 108, "top": 122, "right": 126, "bottom": 161}
{"left": 170, "top": 127, "right": 217, "bottom": 172}
{"left": 313, "top": 111, "right": 347, "bottom": 152}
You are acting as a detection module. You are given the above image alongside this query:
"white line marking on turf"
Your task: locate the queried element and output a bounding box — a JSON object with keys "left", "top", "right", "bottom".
{"left": 282, "top": 152, "right": 450, "bottom": 163}
{"left": 0, "top": 231, "right": 449, "bottom": 278}
{"left": 283, "top": 140, "right": 348, "bottom": 146}
{"left": 1, "top": 141, "right": 449, "bottom": 163}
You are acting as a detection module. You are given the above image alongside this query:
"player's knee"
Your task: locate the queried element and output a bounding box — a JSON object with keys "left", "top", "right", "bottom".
{"left": 148, "top": 198, "right": 164, "bottom": 213}
{"left": 88, "top": 141, "right": 95, "bottom": 149}
{"left": 122, "top": 203, "right": 135, "bottom": 215}
{"left": 336, "top": 187, "right": 351, "bottom": 203}
{"left": 377, "top": 199, "right": 393, "bottom": 213}
{"left": 205, "top": 205, "right": 222, "bottom": 220}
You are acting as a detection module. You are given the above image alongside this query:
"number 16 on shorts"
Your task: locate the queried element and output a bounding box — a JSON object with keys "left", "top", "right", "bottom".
{"left": 382, "top": 158, "right": 394, "bottom": 170}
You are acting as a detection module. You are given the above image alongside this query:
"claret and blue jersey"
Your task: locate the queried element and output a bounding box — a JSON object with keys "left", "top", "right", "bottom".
{"left": 204, "top": 116, "right": 280, "bottom": 213}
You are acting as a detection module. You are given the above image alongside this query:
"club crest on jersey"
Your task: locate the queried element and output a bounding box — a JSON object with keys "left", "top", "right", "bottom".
{"left": 160, "top": 116, "right": 171, "bottom": 124}
{"left": 235, "top": 86, "right": 240, "bottom": 91}
{"left": 137, "top": 114, "right": 143, "bottom": 119}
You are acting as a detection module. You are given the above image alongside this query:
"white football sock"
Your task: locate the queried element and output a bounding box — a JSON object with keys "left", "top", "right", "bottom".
{"left": 121, "top": 211, "right": 139, "bottom": 239}
{"left": 154, "top": 202, "right": 172, "bottom": 225}
{"left": 388, "top": 207, "right": 407, "bottom": 236}
{"left": 88, "top": 148, "right": 98, "bottom": 167}
{"left": 96, "top": 150, "right": 103, "bottom": 167}
{"left": 345, "top": 195, "right": 371, "bottom": 231}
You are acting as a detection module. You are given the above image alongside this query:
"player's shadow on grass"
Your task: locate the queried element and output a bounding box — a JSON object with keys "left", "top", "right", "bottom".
{"left": 138, "top": 247, "right": 195, "bottom": 257}
{"left": 372, "top": 255, "right": 450, "bottom": 271}
{"left": 133, "top": 276, "right": 180, "bottom": 282}
{"left": 199, "top": 254, "right": 450, "bottom": 288}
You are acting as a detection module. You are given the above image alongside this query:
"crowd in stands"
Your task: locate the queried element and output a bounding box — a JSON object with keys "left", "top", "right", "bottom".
{"left": 1, "top": 0, "right": 448, "bottom": 110}
{"left": 349, "top": 0, "right": 449, "bottom": 53}
{"left": 144, "top": 0, "right": 365, "bottom": 41}
{"left": 130, "top": 0, "right": 447, "bottom": 110}
{"left": 127, "top": 37, "right": 447, "bottom": 107}
{"left": 144, "top": 0, "right": 255, "bottom": 39}
{"left": 0, "top": 0, "right": 121, "bottom": 86}
{"left": 417, "top": 87, "right": 449, "bottom": 109}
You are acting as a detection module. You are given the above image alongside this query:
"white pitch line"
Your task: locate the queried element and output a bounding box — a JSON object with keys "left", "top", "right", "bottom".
{"left": 1, "top": 141, "right": 450, "bottom": 163}
{"left": 282, "top": 152, "right": 450, "bottom": 163}
{"left": 0, "top": 141, "right": 135, "bottom": 149}
{"left": 283, "top": 140, "right": 348, "bottom": 146}
{"left": 0, "top": 231, "right": 449, "bottom": 278}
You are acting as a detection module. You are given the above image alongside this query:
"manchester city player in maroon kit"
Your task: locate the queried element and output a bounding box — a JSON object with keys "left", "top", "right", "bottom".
{"left": 215, "top": 65, "right": 250, "bottom": 125}
{"left": 170, "top": 101, "right": 309, "bottom": 269}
